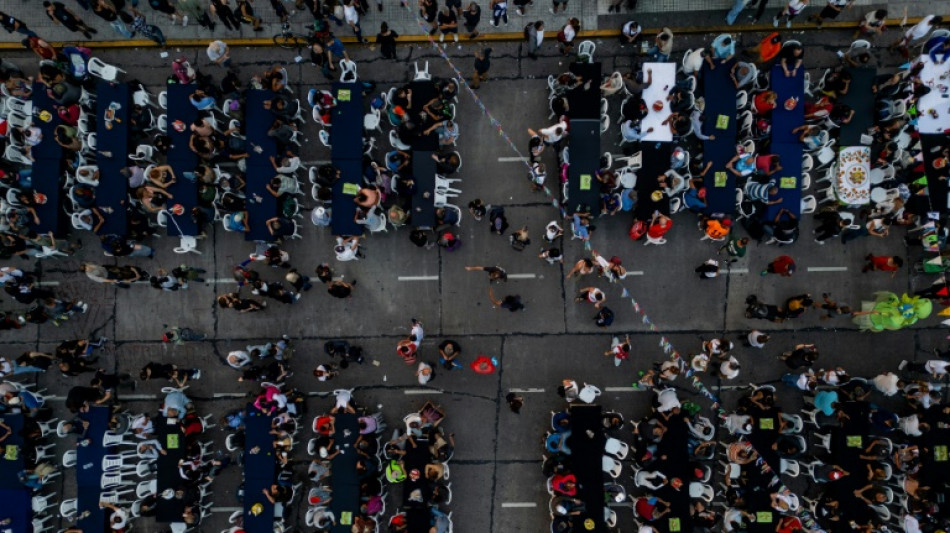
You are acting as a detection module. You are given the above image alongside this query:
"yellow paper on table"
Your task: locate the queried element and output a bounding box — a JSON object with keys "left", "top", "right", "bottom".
{"left": 714, "top": 172, "right": 727, "bottom": 187}
{"left": 341, "top": 511, "right": 353, "bottom": 525}
{"left": 668, "top": 517, "right": 681, "bottom": 532}
{"left": 759, "top": 418, "right": 774, "bottom": 430}
{"left": 342, "top": 182, "right": 360, "bottom": 195}
{"left": 167, "top": 434, "right": 179, "bottom": 449}
{"left": 580, "top": 174, "right": 592, "bottom": 191}
{"left": 716, "top": 115, "right": 729, "bottom": 129}
{"left": 846, "top": 435, "right": 862, "bottom": 447}
{"left": 757, "top": 512, "right": 773, "bottom": 523}
{"left": 4, "top": 444, "right": 18, "bottom": 460}
{"left": 935, "top": 445, "right": 948, "bottom": 462}
{"left": 337, "top": 89, "right": 351, "bottom": 102}
{"left": 779, "top": 177, "right": 796, "bottom": 189}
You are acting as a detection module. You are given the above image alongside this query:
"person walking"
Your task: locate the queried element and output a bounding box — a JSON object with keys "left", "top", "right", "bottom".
{"left": 376, "top": 22, "right": 399, "bottom": 59}
{"left": 695, "top": 259, "right": 720, "bottom": 279}
{"left": 761, "top": 255, "right": 795, "bottom": 277}
{"left": 862, "top": 255, "right": 903, "bottom": 277}
{"left": 748, "top": 0, "right": 771, "bottom": 23}
{"left": 472, "top": 47, "right": 491, "bottom": 88}
{"left": 725, "top": 0, "right": 751, "bottom": 25}
{"left": 525, "top": 20, "right": 543, "bottom": 59}
{"left": 773, "top": 0, "right": 809, "bottom": 28}
{"left": 43, "top": 1, "right": 98, "bottom": 39}
{"left": 505, "top": 392, "right": 524, "bottom": 413}
{"left": 718, "top": 236, "right": 749, "bottom": 262}
{"left": 557, "top": 18, "right": 579, "bottom": 55}
{"left": 489, "top": 0, "right": 507, "bottom": 27}
{"left": 130, "top": 8, "right": 167, "bottom": 47}
{"left": 605, "top": 335, "right": 631, "bottom": 366}
{"left": 207, "top": 40, "right": 232, "bottom": 68}
{"left": 210, "top": 0, "right": 241, "bottom": 30}
{"left": 462, "top": 2, "right": 481, "bottom": 38}
{"left": 550, "top": 0, "right": 568, "bottom": 15}
{"left": 343, "top": 0, "right": 369, "bottom": 43}
{"left": 806, "top": 0, "right": 852, "bottom": 28}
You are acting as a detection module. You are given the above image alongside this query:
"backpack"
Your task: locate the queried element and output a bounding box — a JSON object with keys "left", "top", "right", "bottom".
{"left": 523, "top": 24, "right": 532, "bottom": 41}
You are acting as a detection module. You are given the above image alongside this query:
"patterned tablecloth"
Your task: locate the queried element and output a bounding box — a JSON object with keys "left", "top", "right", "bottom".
{"left": 835, "top": 146, "right": 871, "bottom": 206}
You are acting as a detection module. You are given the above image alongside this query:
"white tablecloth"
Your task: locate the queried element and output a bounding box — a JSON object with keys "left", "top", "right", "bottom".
{"left": 641, "top": 62, "right": 676, "bottom": 142}
{"left": 917, "top": 54, "right": 950, "bottom": 134}
{"left": 834, "top": 146, "right": 871, "bottom": 206}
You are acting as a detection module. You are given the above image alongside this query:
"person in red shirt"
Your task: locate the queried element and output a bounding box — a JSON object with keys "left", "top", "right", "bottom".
{"left": 761, "top": 255, "right": 796, "bottom": 277}
{"left": 551, "top": 473, "right": 577, "bottom": 496}
{"left": 862, "top": 254, "right": 903, "bottom": 277}
{"left": 647, "top": 212, "right": 673, "bottom": 239}
{"left": 775, "top": 515, "right": 803, "bottom": 533}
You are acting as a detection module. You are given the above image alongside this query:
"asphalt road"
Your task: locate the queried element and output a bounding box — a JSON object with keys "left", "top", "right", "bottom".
{"left": 2, "top": 26, "right": 945, "bottom": 533}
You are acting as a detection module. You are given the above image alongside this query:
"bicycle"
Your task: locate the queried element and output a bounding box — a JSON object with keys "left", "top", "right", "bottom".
{"left": 273, "top": 22, "right": 313, "bottom": 50}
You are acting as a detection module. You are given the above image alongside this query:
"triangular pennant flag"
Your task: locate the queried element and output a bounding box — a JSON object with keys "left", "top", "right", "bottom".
{"left": 621, "top": 288, "right": 630, "bottom": 298}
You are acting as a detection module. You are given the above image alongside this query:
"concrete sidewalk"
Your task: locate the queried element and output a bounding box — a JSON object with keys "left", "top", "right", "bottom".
{"left": 0, "top": 0, "right": 932, "bottom": 48}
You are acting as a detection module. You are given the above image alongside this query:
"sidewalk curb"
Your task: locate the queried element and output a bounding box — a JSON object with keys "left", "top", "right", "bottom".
{"left": 0, "top": 17, "right": 925, "bottom": 50}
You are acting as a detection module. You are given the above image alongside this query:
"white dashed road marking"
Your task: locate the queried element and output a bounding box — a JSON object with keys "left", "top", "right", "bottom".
{"left": 501, "top": 502, "right": 538, "bottom": 508}
{"left": 807, "top": 266, "right": 849, "bottom": 272}
{"left": 398, "top": 275, "right": 440, "bottom": 281}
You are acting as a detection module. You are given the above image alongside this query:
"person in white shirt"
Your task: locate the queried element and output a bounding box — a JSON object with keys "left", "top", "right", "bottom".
{"left": 620, "top": 20, "right": 641, "bottom": 45}
{"left": 131, "top": 414, "right": 154, "bottom": 439}
{"left": 872, "top": 372, "right": 901, "bottom": 396}
{"left": 620, "top": 120, "right": 652, "bottom": 143}
{"left": 773, "top": 0, "right": 809, "bottom": 29}
{"left": 342, "top": 0, "right": 367, "bottom": 43}
{"left": 538, "top": 120, "right": 567, "bottom": 147}
{"left": 136, "top": 439, "right": 167, "bottom": 460}
{"left": 892, "top": 15, "right": 942, "bottom": 55}
{"left": 656, "top": 388, "right": 680, "bottom": 412}
{"left": 227, "top": 350, "right": 251, "bottom": 369}
{"left": 900, "top": 358, "right": 950, "bottom": 379}
{"left": 898, "top": 414, "right": 929, "bottom": 437}
{"left": 334, "top": 236, "right": 362, "bottom": 261}
{"left": 206, "top": 40, "right": 230, "bottom": 67}
{"left": 903, "top": 513, "right": 923, "bottom": 533}
{"left": 718, "top": 356, "right": 741, "bottom": 380}
{"left": 416, "top": 361, "right": 434, "bottom": 384}
{"left": 745, "top": 330, "right": 769, "bottom": 349}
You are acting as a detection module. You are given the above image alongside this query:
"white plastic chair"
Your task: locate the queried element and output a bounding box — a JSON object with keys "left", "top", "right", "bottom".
{"left": 735, "top": 90, "right": 749, "bottom": 111}
{"left": 389, "top": 129, "right": 410, "bottom": 150}
{"left": 158, "top": 90, "right": 168, "bottom": 109}
{"left": 6, "top": 111, "right": 32, "bottom": 130}
{"left": 815, "top": 145, "right": 836, "bottom": 167}
{"left": 363, "top": 108, "right": 382, "bottom": 133}
{"left": 577, "top": 41, "right": 596, "bottom": 62}
{"left": 780, "top": 458, "right": 800, "bottom": 477}
{"left": 129, "top": 144, "right": 156, "bottom": 163}
{"left": 32, "top": 493, "right": 55, "bottom": 514}
{"left": 339, "top": 59, "right": 358, "bottom": 82}
{"left": 62, "top": 449, "right": 77, "bottom": 468}
{"left": 801, "top": 195, "right": 817, "bottom": 214}
{"left": 578, "top": 384, "right": 601, "bottom": 403}
{"left": 4, "top": 145, "right": 32, "bottom": 166}
{"left": 59, "top": 499, "right": 78, "bottom": 521}
{"left": 133, "top": 89, "right": 153, "bottom": 108}
{"left": 688, "top": 482, "right": 714, "bottom": 503}
{"left": 5, "top": 96, "right": 33, "bottom": 116}
{"left": 601, "top": 456, "right": 622, "bottom": 479}
{"left": 88, "top": 57, "right": 125, "bottom": 81}
{"left": 137, "top": 479, "right": 157, "bottom": 499}
{"left": 604, "top": 437, "right": 629, "bottom": 460}
{"left": 413, "top": 61, "right": 431, "bottom": 81}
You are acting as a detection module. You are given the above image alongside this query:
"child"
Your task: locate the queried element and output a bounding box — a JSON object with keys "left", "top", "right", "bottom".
{"left": 539, "top": 247, "right": 563, "bottom": 264}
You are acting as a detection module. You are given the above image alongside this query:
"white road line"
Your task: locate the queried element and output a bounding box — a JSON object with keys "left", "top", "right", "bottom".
{"left": 213, "top": 393, "right": 248, "bottom": 398}
{"left": 398, "top": 275, "right": 439, "bottom": 281}
{"left": 119, "top": 394, "right": 161, "bottom": 400}
{"left": 509, "top": 388, "right": 545, "bottom": 393}
{"left": 507, "top": 273, "right": 537, "bottom": 279}
{"left": 501, "top": 502, "right": 538, "bottom": 508}
{"left": 497, "top": 156, "right": 528, "bottom": 162}
{"left": 727, "top": 268, "right": 750, "bottom": 274}
{"left": 627, "top": 271, "right": 644, "bottom": 276}
{"left": 404, "top": 389, "right": 443, "bottom": 395}
{"left": 211, "top": 507, "right": 243, "bottom": 513}
{"left": 807, "top": 266, "right": 848, "bottom": 272}
{"left": 605, "top": 387, "right": 638, "bottom": 392}
{"left": 37, "top": 281, "right": 60, "bottom": 286}
{"left": 209, "top": 278, "right": 238, "bottom": 283}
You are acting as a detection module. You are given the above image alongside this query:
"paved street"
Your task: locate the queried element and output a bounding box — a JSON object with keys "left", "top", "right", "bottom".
{"left": 1, "top": 15, "right": 948, "bottom": 533}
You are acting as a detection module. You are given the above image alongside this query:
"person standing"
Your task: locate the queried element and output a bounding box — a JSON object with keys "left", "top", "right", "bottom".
{"left": 437, "top": 5, "right": 459, "bottom": 46}
{"left": 718, "top": 236, "right": 749, "bottom": 262}
{"left": 557, "top": 17, "right": 579, "bottom": 55}
{"left": 862, "top": 254, "right": 902, "bottom": 276}
{"left": 646, "top": 26, "right": 673, "bottom": 62}
{"left": 748, "top": 0, "right": 771, "bottom": 23}
{"left": 489, "top": 0, "right": 507, "bottom": 27}
{"left": 462, "top": 2, "right": 481, "bottom": 38}
{"left": 549, "top": 0, "right": 567, "bottom": 15}
{"left": 207, "top": 40, "right": 232, "bottom": 68}
{"left": 695, "top": 259, "right": 720, "bottom": 279}
{"left": 526, "top": 20, "right": 543, "bottom": 59}
{"left": 343, "top": 0, "right": 368, "bottom": 43}
{"left": 377, "top": 22, "right": 399, "bottom": 59}
{"left": 773, "top": 0, "right": 809, "bottom": 28}
{"left": 761, "top": 255, "right": 796, "bottom": 277}
{"left": 725, "top": 0, "right": 751, "bottom": 25}
{"left": 891, "top": 15, "right": 942, "bottom": 58}
{"left": 210, "top": 0, "right": 241, "bottom": 30}
{"left": 43, "top": 1, "right": 98, "bottom": 39}
{"left": 472, "top": 46, "right": 491, "bottom": 88}
{"left": 806, "top": 0, "right": 852, "bottom": 28}
{"left": 505, "top": 392, "right": 524, "bottom": 413}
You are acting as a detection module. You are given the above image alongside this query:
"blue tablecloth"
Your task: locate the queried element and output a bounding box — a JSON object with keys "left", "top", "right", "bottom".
{"left": 244, "top": 90, "right": 279, "bottom": 242}
{"left": 702, "top": 60, "right": 738, "bottom": 215}
{"left": 243, "top": 408, "right": 276, "bottom": 533}
{"left": 635, "top": 143, "right": 672, "bottom": 219}
{"left": 769, "top": 65, "right": 804, "bottom": 145}
{"left": 566, "top": 119, "right": 601, "bottom": 215}
{"left": 411, "top": 151, "right": 437, "bottom": 229}
{"left": 164, "top": 84, "right": 199, "bottom": 237}
{"left": 838, "top": 67, "right": 877, "bottom": 146}
{"left": 30, "top": 82, "right": 64, "bottom": 235}
{"left": 765, "top": 142, "right": 804, "bottom": 219}
{"left": 0, "top": 489, "right": 31, "bottom": 533}
{"left": 330, "top": 83, "right": 364, "bottom": 160}
{"left": 330, "top": 414, "right": 360, "bottom": 533}
{"left": 154, "top": 416, "right": 186, "bottom": 522}
{"left": 0, "top": 414, "right": 25, "bottom": 489}
{"left": 77, "top": 406, "right": 113, "bottom": 533}
{"left": 330, "top": 158, "right": 365, "bottom": 236}
{"left": 403, "top": 435, "right": 431, "bottom": 533}
{"left": 567, "top": 62, "right": 602, "bottom": 119}
{"left": 409, "top": 81, "right": 439, "bottom": 151}
{"left": 95, "top": 82, "right": 130, "bottom": 236}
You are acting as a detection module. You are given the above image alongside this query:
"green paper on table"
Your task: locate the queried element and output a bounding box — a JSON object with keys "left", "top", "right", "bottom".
{"left": 580, "top": 174, "right": 592, "bottom": 191}
{"left": 756, "top": 512, "right": 773, "bottom": 523}
{"left": 716, "top": 115, "right": 729, "bottom": 129}
{"left": 342, "top": 183, "right": 360, "bottom": 195}
{"left": 167, "top": 434, "right": 179, "bottom": 449}
{"left": 341, "top": 511, "right": 353, "bottom": 525}
{"left": 668, "top": 517, "right": 681, "bottom": 532}
{"left": 3, "top": 444, "right": 18, "bottom": 460}
{"left": 759, "top": 418, "right": 774, "bottom": 430}
{"left": 846, "top": 435, "right": 863, "bottom": 448}
{"left": 779, "top": 177, "right": 797, "bottom": 189}
{"left": 337, "top": 89, "right": 351, "bottom": 102}
{"left": 714, "top": 172, "right": 727, "bottom": 187}
{"left": 936, "top": 445, "right": 948, "bottom": 462}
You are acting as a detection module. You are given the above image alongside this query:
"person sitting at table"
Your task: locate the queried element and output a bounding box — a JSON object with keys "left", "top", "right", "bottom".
{"left": 189, "top": 89, "right": 216, "bottom": 110}
{"left": 727, "top": 151, "right": 757, "bottom": 178}
{"left": 661, "top": 111, "right": 690, "bottom": 136}
{"left": 431, "top": 151, "right": 460, "bottom": 175}
{"left": 666, "top": 85, "right": 692, "bottom": 114}
{"left": 355, "top": 186, "right": 381, "bottom": 209}
{"left": 264, "top": 94, "right": 300, "bottom": 123}
{"left": 265, "top": 216, "right": 296, "bottom": 240}
{"left": 634, "top": 496, "right": 671, "bottom": 522}
{"left": 145, "top": 165, "right": 177, "bottom": 189}
{"left": 828, "top": 102, "right": 855, "bottom": 126}
{"left": 779, "top": 41, "right": 804, "bottom": 77}
{"left": 744, "top": 180, "right": 783, "bottom": 207}
{"left": 852, "top": 483, "right": 889, "bottom": 506}
{"left": 621, "top": 119, "right": 653, "bottom": 143}
{"left": 54, "top": 124, "right": 81, "bottom": 152}
{"left": 423, "top": 95, "right": 454, "bottom": 122}
{"left": 753, "top": 90, "right": 778, "bottom": 115}
{"left": 267, "top": 118, "right": 299, "bottom": 149}
{"left": 262, "top": 483, "right": 292, "bottom": 505}
{"left": 709, "top": 33, "right": 736, "bottom": 64}
{"left": 136, "top": 438, "right": 167, "bottom": 461}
